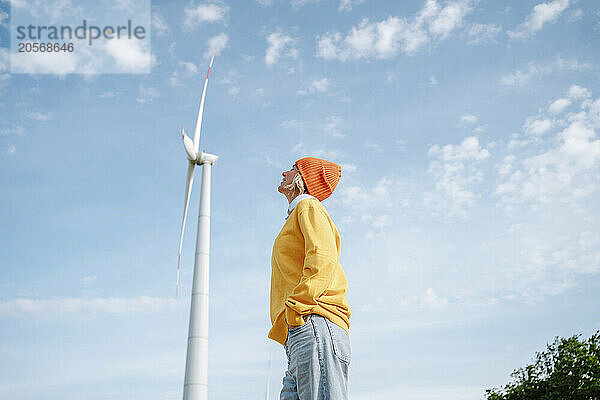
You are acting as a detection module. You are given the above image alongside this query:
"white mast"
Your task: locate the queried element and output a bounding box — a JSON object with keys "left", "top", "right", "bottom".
{"left": 265, "top": 351, "right": 272, "bottom": 400}
{"left": 178, "top": 55, "right": 217, "bottom": 400}
{"left": 183, "top": 151, "right": 217, "bottom": 400}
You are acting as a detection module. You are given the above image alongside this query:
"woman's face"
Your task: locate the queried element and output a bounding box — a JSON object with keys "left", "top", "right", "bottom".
{"left": 278, "top": 165, "right": 300, "bottom": 194}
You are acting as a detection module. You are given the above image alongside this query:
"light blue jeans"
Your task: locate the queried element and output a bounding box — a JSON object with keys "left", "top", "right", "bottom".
{"left": 280, "top": 314, "right": 351, "bottom": 400}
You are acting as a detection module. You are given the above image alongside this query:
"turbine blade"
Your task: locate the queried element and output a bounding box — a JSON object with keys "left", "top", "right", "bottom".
{"left": 182, "top": 125, "right": 197, "bottom": 161}
{"left": 193, "top": 55, "right": 215, "bottom": 153}
{"left": 177, "top": 162, "right": 195, "bottom": 296}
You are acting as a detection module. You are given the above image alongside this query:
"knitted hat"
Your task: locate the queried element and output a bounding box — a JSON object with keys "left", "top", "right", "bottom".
{"left": 295, "top": 157, "right": 342, "bottom": 201}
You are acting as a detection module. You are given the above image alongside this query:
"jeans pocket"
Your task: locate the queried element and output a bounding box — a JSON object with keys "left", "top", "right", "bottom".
{"left": 324, "top": 318, "right": 351, "bottom": 364}
{"left": 288, "top": 314, "right": 312, "bottom": 334}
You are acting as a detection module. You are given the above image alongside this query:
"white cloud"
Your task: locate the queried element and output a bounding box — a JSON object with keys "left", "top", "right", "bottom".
{"left": 567, "top": 8, "right": 583, "bottom": 22}
{"left": 1, "top": 125, "right": 24, "bottom": 136}
{"left": 309, "top": 77, "right": 330, "bottom": 93}
{"left": 10, "top": 48, "right": 80, "bottom": 74}
{"left": 316, "top": 17, "right": 404, "bottom": 60}
{"left": 265, "top": 31, "right": 297, "bottom": 68}
{"left": 421, "top": 288, "right": 449, "bottom": 308}
{"left": 8, "top": 0, "right": 84, "bottom": 23}
{"left": 290, "top": 0, "right": 308, "bottom": 8}
{"left": 339, "top": 162, "right": 357, "bottom": 173}
{"left": 399, "top": 288, "right": 449, "bottom": 310}
{"left": 291, "top": 143, "right": 342, "bottom": 160}
{"left": 0, "top": 9, "right": 8, "bottom": 30}
{"left": 281, "top": 119, "right": 302, "bottom": 129}
{"left": 0, "top": 296, "right": 179, "bottom": 318}
{"left": 425, "top": 136, "right": 490, "bottom": 216}
{"left": 316, "top": 0, "right": 473, "bottom": 61}
{"left": 467, "top": 23, "right": 502, "bottom": 44}
{"left": 428, "top": 0, "right": 472, "bottom": 39}
{"left": 297, "top": 77, "right": 331, "bottom": 95}
{"left": 169, "top": 61, "right": 198, "bottom": 86}
{"left": 362, "top": 214, "right": 392, "bottom": 228}
{"left": 498, "top": 154, "right": 516, "bottom": 177}
{"left": 152, "top": 7, "right": 170, "bottom": 37}
{"left": 103, "top": 37, "right": 153, "bottom": 73}
{"left": 167, "top": 41, "right": 177, "bottom": 58}
{"left": 183, "top": 62, "right": 199, "bottom": 75}
{"left": 218, "top": 68, "right": 241, "bottom": 95}
{"left": 508, "top": 0, "right": 570, "bottom": 39}
{"left": 5, "top": 0, "right": 28, "bottom": 10}
{"left": 136, "top": 85, "right": 159, "bottom": 104}
{"left": 0, "top": 47, "right": 9, "bottom": 91}
{"left": 99, "top": 91, "right": 120, "bottom": 98}
{"left": 497, "top": 227, "right": 600, "bottom": 302}
{"left": 338, "top": 0, "right": 365, "bottom": 12}
{"left": 523, "top": 117, "right": 553, "bottom": 136}
{"left": 429, "top": 136, "right": 490, "bottom": 162}
{"left": 501, "top": 58, "right": 590, "bottom": 87}
{"left": 325, "top": 115, "right": 345, "bottom": 137}
{"left": 548, "top": 98, "right": 571, "bottom": 114}
{"left": 184, "top": 1, "right": 229, "bottom": 29}
{"left": 108, "top": 0, "right": 141, "bottom": 12}
{"left": 82, "top": 275, "right": 97, "bottom": 285}
{"left": 26, "top": 111, "right": 52, "bottom": 121}
{"left": 511, "top": 121, "right": 599, "bottom": 202}
{"left": 568, "top": 84, "right": 591, "bottom": 100}
{"left": 460, "top": 114, "right": 478, "bottom": 125}
{"left": 339, "top": 177, "right": 394, "bottom": 210}
{"left": 496, "top": 87, "right": 600, "bottom": 206}
{"left": 205, "top": 32, "right": 229, "bottom": 58}
{"left": 6, "top": 145, "right": 16, "bottom": 155}
{"left": 501, "top": 62, "right": 548, "bottom": 87}
{"left": 365, "top": 140, "right": 383, "bottom": 152}
{"left": 290, "top": 0, "right": 321, "bottom": 9}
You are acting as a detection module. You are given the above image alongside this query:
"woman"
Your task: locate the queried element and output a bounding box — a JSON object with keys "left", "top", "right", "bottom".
{"left": 269, "top": 157, "right": 351, "bottom": 400}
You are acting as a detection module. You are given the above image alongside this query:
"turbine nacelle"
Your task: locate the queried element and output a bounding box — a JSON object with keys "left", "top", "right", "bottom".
{"left": 197, "top": 151, "right": 219, "bottom": 165}
{"left": 181, "top": 129, "right": 219, "bottom": 165}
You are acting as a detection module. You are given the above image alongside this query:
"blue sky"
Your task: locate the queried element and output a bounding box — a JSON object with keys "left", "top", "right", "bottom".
{"left": 1, "top": 0, "right": 600, "bottom": 399}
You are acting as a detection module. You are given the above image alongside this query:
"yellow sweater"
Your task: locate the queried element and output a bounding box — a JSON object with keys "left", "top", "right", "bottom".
{"left": 268, "top": 198, "right": 351, "bottom": 346}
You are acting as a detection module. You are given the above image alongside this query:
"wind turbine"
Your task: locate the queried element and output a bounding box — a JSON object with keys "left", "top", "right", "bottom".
{"left": 178, "top": 55, "right": 218, "bottom": 400}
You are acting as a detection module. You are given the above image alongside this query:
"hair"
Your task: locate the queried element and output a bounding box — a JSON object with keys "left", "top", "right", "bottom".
{"left": 284, "top": 166, "right": 307, "bottom": 195}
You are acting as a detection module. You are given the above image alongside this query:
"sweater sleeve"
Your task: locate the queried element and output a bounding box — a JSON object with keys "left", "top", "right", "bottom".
{"left": 284, "top": 204, "right": 338, "bottom": 326}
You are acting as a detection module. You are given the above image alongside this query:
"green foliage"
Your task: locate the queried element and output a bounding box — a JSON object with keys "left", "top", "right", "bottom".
{"left": 486, "top": 331, "right": 600, "bottom": 400}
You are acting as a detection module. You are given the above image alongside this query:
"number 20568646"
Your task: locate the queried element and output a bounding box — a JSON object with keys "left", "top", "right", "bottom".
{"left": 18, "top": 42, "right": 74, "bottom": 52}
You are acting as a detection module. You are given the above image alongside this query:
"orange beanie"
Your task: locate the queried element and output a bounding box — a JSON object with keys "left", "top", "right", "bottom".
{"left": 295, "top": 157, "right": 341, "bottom": 201}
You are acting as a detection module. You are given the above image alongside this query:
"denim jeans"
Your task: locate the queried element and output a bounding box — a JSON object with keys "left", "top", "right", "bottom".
{"left": 280, "top": 314, "right": 351, "bottom": 400}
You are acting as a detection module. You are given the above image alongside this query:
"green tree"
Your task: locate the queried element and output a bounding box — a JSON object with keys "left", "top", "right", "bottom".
{"left": 486, "top": 331, "right": 600, "bottom": 400}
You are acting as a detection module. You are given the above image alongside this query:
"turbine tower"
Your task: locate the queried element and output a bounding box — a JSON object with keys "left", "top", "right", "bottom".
{"left": 178, "top": 55, "right": 217, "bottom": 400}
